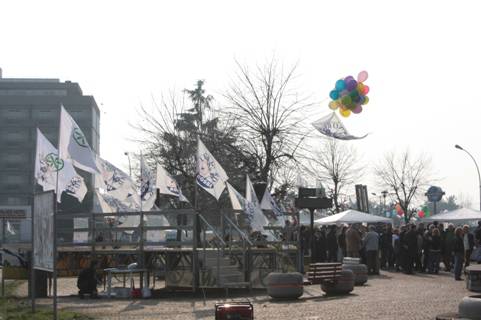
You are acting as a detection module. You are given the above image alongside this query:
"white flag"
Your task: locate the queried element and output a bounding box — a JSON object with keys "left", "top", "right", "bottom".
{"left": 35, "top": 129, "right": 87, "bottom": 202}
{"left": 141, "top": 157, "right": 156, "bottom": 211}
{"left": 59, "top": 105, "right": 99, "bottom": 174}
{"left": 246, "top": 176, "right": 260, "bottom": 207}
{"left": 93, "top": 190, "right": 141, "bottom": 230}
{"left": 96, "top": 157, "right": 137, "bottom": 201}
{"left": 226, "top": 182, "right": 267, "bottom": 233}
{"left": 312, "top": 112, "right": 368, "bottom": 140}
{"left": 156, "top": 164, "right": 189, "bottom": 202}
{"left": 196, "top": 140, "right": 228, "bottom": 200}
{"left": 260, "top": 188, "right": 283, "bottom": 218}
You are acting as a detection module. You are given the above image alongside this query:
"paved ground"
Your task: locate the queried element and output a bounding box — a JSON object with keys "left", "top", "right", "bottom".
{"left": 11, "top": 270, "right": 473, "bottom": 320}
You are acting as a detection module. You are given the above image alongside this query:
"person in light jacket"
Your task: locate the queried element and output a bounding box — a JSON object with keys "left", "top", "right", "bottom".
{"left": 363, "top": 225, "right": 380, "bottom": 275}
{"left": 346, "top": 224, "right": 362, "bottom": 258}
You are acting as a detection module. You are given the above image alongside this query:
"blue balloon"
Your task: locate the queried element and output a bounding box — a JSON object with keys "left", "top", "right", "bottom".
{"left": 335, "top": 79, "right": 346, "bottom": 91}
{"left": 329, "top": 90, "right": 339, "bottom": 100}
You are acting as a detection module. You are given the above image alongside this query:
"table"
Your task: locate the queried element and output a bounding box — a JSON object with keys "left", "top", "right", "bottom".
{"left": 103, "top": 268, "right": 148, "bottom": 298}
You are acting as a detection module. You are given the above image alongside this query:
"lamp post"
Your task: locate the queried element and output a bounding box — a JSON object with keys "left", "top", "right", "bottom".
{"left": 371, "top": 192, "right": 382, "bottom": 215}
{"left": 124, "top": 152, "right": 132, "bottom": 177}
{"left": 381, "top": 190, "right": 388, "bottom": 215}
{"left": 455, "top": 144, "right": 481, "bottom": 211}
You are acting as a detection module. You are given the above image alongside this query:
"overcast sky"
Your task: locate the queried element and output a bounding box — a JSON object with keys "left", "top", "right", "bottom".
{"left": 1, "top": 0, "right": 481, "bottom": 208}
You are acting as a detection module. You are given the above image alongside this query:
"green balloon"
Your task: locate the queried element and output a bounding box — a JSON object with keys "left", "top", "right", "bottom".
{"left": 341, "top": 95, "right": 352, "bottom": 106}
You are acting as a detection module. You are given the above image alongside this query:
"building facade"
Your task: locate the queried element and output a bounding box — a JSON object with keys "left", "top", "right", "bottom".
{"left": 0, "top": 75, "right": 100, "bottom": 242}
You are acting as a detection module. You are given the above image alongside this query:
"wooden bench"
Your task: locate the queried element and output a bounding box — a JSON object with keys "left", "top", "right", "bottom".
{"left": 306, "top": 262, "right": 343, "bottom": 285}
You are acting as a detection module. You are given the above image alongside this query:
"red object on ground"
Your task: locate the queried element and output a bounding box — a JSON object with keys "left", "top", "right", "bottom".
{"left": 130, "top": 288, "right": 142, "bottom": 298}
{"left": 215, "top": 302, "right": 254, "bottom": 320}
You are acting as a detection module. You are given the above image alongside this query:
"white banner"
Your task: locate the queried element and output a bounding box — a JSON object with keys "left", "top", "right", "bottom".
{"left": 196, "top": 139, "right": 228, "bottom": 200}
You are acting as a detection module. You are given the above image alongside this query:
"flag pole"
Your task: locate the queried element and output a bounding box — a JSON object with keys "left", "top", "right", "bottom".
{"left": 139, "top": 153, "right": 144, "bottom": 272}
{"left": 53, "top": 106, "right": 63, "bottom": 320}
{"left": 31, "top": 129, "right": 38, "bottom": 313}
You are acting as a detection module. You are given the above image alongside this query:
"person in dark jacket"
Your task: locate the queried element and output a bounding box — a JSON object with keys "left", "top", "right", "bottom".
{"left": 453, "top": 227, "right": 465, "bottom": 281}
{"left": 404, "top": 224, "right": 418, "bottom": 274}
{"left": 326, "top": 225, "right": 338, "bottom": 262}
{"left": 463, "top": 225, "right": 475, "bottom": 269}
{"left": 77, "top": 260, "right": 100, "bottom": 299}
{"left": 380, "top": 224, "right": 394, "bottom": 270}
{"left": 338, "top": 226, "right": 347, "bottom": 260}
{"left": 475, "top": 221, "right": 481, "bottom": 246}
{"left": 443, "top": 224, "right": 455, "bottom": 272}
{"left": 428, "top": 228, "right": 441, "bottom": 273}
{"left": 392, "top": 228, "right": 401, "bottom": 271}
{"left": 312, "top": 228, "right": 327, "bottom": 263}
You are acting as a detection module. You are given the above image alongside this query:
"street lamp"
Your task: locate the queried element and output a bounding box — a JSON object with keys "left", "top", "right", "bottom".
{"left": 124, "top": 152, "right": 132, "bottom": 177}
{"left": 371, "top": 192, "right": 382, "bottom": 215}
{"left": 455, "top": 144, "right": 481, "bottom": 211}
{"left": 381, "top": 190, "right": 388, "bottom": 214}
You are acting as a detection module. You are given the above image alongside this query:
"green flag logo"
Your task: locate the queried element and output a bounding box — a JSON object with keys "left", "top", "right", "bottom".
{"left": 45, "top": 153, "right": 64, "bottom": 171}
{"left": 73, "top": 128, "right": 88, "bottom": 148}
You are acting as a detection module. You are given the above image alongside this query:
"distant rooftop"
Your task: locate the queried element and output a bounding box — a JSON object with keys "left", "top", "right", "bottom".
{"left": 0, "top": 78, "right": 60, "bottom": 83}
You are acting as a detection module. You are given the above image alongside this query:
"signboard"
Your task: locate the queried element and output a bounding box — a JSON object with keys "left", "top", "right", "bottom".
{"left": 0, "top": 207, "right": 29, "bottom": 219}
{"left": 33, "top": 191, "right": 55, "bottom": 272}
{"left": 355, "top": 184, "right": 369, "bottom": 213}
{"left": 295, "top": 197, "right": 332, "bottom": 209}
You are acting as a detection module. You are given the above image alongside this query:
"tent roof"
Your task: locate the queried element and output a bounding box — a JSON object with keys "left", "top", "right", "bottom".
{"left": 314, "top": 209, "right": 392, "bottom": 225}
{"left": 422, "top": 207, "right": 481, "bottom": 222}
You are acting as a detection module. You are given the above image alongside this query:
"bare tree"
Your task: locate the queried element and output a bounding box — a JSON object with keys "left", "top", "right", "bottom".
{"left": 305, "top": 138, "right": 363, "bottom": 213}
{"left": 374, "top": 150, "right": 432, "bottom": 223}
{"left": 225, "top": 59, "right": 312, "bottom": 183}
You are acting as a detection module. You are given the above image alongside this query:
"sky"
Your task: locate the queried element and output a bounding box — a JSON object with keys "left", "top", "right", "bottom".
{"left": 1, "top": 0, "right": 481, "bottom": 209}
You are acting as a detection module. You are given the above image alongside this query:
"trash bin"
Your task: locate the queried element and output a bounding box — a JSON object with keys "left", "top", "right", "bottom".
{"left": 466, "top": 265, "right": 481, "bottom": 292}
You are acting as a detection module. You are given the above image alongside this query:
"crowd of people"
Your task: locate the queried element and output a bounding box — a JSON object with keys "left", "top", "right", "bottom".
{"left": 284, "top": 220, "right": 481, "bottom": 280}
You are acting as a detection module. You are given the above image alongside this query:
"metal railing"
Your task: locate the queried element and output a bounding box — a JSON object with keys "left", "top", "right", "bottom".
{"left": 223, "top": 215, "right": 252, "bottom": 285}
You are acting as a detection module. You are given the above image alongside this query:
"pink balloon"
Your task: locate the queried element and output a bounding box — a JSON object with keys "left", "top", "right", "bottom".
{"left": 357, "top": 70, "right": 368, "bottom": 82}
{"left": 352, "top": 105, "right": 363, "bottom": 114}
{"left": 363, "top": 85, "right": 370, "bottom": 95}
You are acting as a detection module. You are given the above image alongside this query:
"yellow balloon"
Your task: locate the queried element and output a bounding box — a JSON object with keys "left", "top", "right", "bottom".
{"left": 340, "top": 108, "right": 351, "bottom": 117}
{"left": 329, "top": 100, "right": 339, "bottom": 110}
{"left": 357, "top": 83, "right": 364, "bottom": 91}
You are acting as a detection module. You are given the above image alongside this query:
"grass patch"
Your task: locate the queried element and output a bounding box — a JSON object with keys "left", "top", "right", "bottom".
{"left": 0, "top": 280, "right": 92, "bottom": 320}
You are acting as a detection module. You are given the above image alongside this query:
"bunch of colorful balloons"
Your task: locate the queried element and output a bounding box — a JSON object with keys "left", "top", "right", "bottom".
{"left": 328, "top": 70, "right": 370, "bottom": 117}
{"left": 417, "top": 206, "right": 431, "bottom": 218}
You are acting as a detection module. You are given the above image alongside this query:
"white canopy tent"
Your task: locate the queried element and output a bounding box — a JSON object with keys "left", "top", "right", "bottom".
{"left": 422, "top": 207, "right": 481, "bottom": 222}
{"left": 314, "top": 209, "right": 392, "bottom": 225}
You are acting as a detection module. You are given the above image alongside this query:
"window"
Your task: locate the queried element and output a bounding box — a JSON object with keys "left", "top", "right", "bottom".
{"left": 33, "top": 108, "right": 57, "bottom": 121}
{"left": 1, "top": 108, "right": 29, "bottom": 120}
